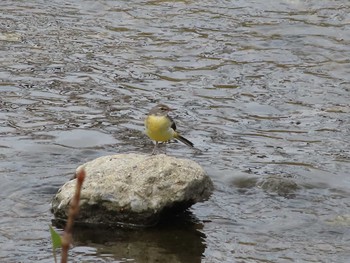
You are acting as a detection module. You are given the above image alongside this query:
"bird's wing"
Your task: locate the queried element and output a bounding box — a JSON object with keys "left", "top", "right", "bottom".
{"left": 168, "top": 115, "right": 177, "bottom": 131}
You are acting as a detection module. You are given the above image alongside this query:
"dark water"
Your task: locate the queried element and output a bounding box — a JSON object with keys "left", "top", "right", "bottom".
{"left": 1, "top": 0, "right": 350, "bottom": 262}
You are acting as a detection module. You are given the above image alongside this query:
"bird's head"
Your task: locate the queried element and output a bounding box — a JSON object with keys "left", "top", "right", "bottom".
{"left": 150, "top": 104, "right": 174, "bottom": 115}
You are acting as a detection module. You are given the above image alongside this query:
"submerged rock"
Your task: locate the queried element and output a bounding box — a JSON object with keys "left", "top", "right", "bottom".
{"left": 51, "top": 153, "right": 213, "bottom": 227}
{"left": 257, "top": 175, "right": 299, "bottom": 197}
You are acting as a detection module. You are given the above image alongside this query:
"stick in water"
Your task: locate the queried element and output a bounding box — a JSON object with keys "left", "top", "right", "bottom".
{"left": 61, "top": 168, "right": 85, "bottom": 263}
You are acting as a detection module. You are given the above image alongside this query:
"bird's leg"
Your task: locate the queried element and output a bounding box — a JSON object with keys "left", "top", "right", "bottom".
{"left": 164, "top": 141, "right": 167, "bottom": 155}
{"left": 151, "top": 141, "right": 158, "bottom": 155}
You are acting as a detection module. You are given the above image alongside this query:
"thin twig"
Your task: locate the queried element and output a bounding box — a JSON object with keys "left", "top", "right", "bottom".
{"left": 61, "top": 168, "right": 85, "bottom": 263}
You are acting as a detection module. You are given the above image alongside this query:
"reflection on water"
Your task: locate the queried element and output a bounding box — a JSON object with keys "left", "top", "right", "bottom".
{"left": 1, "top": 0, "right": 350, "bottom": 262}
{"left": 70, "top": 212, "right": 205, "bottom": 263}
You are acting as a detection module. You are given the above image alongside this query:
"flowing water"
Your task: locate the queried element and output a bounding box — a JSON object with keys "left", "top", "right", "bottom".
{"left": 1, "top": 0, "right": 350, "bottom": 262}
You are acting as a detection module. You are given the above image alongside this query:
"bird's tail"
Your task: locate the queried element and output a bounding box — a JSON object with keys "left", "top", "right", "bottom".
{"left": 174, "top": 133, "right": 194, "bottom": 148}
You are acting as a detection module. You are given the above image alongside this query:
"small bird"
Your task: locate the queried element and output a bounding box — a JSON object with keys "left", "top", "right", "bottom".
{"left": 145, "top": 104, "right": 194, "bottom": 154}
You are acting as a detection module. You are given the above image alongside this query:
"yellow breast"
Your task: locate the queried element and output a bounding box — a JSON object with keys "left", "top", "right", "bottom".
{"left": 145, "top": 115, "right": 174, "bottom": 142}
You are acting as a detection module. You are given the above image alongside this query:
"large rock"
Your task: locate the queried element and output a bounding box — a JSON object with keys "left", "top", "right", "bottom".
{"left": 51, "top": 153, "right": 213, "bottom": 227}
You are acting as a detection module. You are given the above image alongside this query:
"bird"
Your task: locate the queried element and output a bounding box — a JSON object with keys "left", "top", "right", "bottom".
{"left": 145, "top": 104, "right": 194, "bottom": 154}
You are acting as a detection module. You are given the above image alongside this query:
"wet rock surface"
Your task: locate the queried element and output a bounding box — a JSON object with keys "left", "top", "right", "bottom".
{"left": 257, "top": 175, "right": 299, "bottom": 197}
{"left": 51, "top": 154, "right": 213, "bottom": 227}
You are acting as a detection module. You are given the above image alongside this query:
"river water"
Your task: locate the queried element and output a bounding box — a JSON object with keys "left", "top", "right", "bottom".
{"left": 1, "top": 0, "right": 350, "bottom": 262}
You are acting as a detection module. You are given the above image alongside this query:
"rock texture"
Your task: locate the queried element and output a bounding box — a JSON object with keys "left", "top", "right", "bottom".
{"left": 51, "top": 153, "right": 213, "bottom": 227}
{"left": 257, "top": 175, "right": 299, "bottom": 197}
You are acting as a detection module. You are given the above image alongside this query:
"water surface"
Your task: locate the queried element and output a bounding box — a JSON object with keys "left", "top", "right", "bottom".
{"left": 1, "top": 0, "right": 350, "bottom": 262}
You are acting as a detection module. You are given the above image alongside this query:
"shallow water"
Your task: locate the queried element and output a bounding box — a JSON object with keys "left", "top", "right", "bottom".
{"left": 1, "top": 0, "right": 350, "bottom": 262}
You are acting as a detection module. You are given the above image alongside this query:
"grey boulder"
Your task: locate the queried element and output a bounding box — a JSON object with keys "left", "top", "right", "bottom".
{"left": 51, "top": 153, "right": 213, "bottom": 227}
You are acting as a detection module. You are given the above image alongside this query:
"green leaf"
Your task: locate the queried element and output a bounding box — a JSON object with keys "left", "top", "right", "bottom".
{"left": 49, "top": 225, "right": 62, "bottom": 263}
{"left": 49, "top": 225, "right": 62, "bottom": 249}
